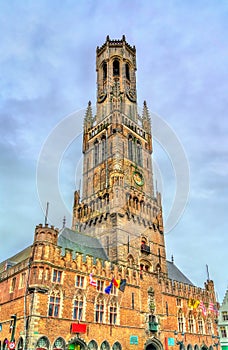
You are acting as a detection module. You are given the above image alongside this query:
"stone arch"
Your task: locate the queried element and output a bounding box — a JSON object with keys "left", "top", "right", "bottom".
{"left": 88, "top": 340, "right": 98, "bottom": 350}
{"left": 68, "top": 337, "right": 88, "bottom": 350}
{"left": 201, "top": 346, "right": 208, "bottom": 350}
{"left": 144, "top": 337, "right": 163, "bottom": 350}
{"left": 187, "top": 345, "right": 193, "bottom": 350}
{"left": 112, "top": 342, "right": 122, "bottom": 350}
{"left": 101, "top": 341, "right": 110, "bottom": 350}
{"left": 127, "top": 254, "right": 135, "bottom": 267}
{"left": 36, "top": 336, "right": 50, "bottom": 350}
{"left": 194, "top": 345, "right": 200, "bottom": 350}
{"left": 53, "top": 337, "right": 66, "bottom": 349}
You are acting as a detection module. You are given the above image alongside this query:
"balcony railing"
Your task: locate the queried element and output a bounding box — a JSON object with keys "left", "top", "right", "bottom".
{"left": 149, "top": 322, "right": 158, "bottom": 332}
{"left": 141, "top": 244, "right": 150, "bottom": 254}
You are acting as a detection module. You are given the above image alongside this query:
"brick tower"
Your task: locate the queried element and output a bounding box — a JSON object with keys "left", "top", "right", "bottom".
{"left": 72, "top": 36, "right": 167, "bottom": 276}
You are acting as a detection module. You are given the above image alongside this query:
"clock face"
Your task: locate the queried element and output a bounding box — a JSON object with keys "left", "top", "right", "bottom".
{"left": 133, "top": 171, "right": 144, "bottom": 186}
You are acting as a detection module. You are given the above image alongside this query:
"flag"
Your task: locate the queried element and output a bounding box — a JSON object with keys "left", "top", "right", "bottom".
{"left": 188, "top": 299, "right": 194, "bottom": 309}
{"left": 105, "top": 282, "right": 113, "bottom": 294}
{"left": 112, "top": 278, "right": 120, "bottom": 288}
{"left": 193, "top": 300, "right": 200, "bottom": 309}
{"left": 89, "top": 273, "right": 97, "bottom": 287}
{"left": 119, "top": 279, "right": 126, "bottom": 292}
{"left": 188, "top": 299, "right": 199, "bottom": 309}
{"left": 208, "top": 302, "right": 215, "bottom": 312}
{"left": 199, "top": 301, "right": 207, "bottom": 316}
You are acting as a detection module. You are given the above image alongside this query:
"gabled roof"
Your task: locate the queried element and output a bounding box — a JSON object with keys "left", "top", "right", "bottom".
{"left": 0, "top": 246, "right": 32, "bottom": 273}
{"left": 167, "top": 260, "right": 194, "bottom": 285}
{"left": 58, "top": 227, "right": 109, "bottom": 261}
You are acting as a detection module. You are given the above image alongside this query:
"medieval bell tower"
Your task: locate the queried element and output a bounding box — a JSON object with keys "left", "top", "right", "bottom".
{"left": 72, "top": 36, "right": 167, "bottom": 275}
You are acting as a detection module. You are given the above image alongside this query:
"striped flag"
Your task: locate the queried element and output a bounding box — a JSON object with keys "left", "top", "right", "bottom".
{"left": 199, "top": 301, "right": 207, "bottom": 316}
{"left": 112, "top": 278, "right": 120, "bottom": 288}
{"left": 208, "top": 302, "right": 215, "bottom": 313}
{"left": 89, "top": 273, "right": 97, "bottom": 287}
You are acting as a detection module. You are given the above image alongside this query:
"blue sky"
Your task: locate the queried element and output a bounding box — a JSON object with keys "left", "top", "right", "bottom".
{"left": 0, "top": 0, "right": 228, "bottom": 301}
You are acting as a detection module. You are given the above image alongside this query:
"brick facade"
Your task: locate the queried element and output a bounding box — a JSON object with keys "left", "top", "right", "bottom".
{"left": 0, "top": 36, "right": 219, "bottom": 350}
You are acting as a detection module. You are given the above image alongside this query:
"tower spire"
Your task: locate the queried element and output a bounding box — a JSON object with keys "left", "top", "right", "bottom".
{"left": 142, "top": 100, "right": 151, "bottom": 132}
{"left": 84, "top": 101, "right": 93, "bottom": 131}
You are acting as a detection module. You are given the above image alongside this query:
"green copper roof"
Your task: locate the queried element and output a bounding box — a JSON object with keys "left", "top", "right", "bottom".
{"left": 58, "top": 227, "right": 109, "bottom": 261}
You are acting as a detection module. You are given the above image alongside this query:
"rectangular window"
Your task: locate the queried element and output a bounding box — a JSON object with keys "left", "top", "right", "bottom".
{"left": 109, "top": 305, "right": 117, "bottom": 324}
{"left": 95, "top": 302, "right": 104, "bottom": 323}
{"left": 222, "top": 312, "right": 228, "bottom": 321}
{"left": 132, "top": 293, "right": 134, "bottom": 309}
{"left": 198, "top": 319, "right": 204, "bottom": 334}
{"left": 10, "top": 277, "right": 16, "bottom": 292}
{"left": 52, "top": 269, "right": 62, "bottom": 283}
{"left": 221, "top": 327, "right": 227, "bottom": 338}
{"left": 19, "top": 272, "right": 26, "bottom": 289}
{"left": 73, "top": 300, "right": 83, "bottom": 320}
{"left": 48, "top": 295, "right": 60, "bottom": 317}
{"left": 97, "top": 280, "right": 104, "bottom": 292}
{"left": 75, "top": 275, "right": 85, "bottom": 288}
{"left": 177, "top": 298, "right": 182, "bottom": 306}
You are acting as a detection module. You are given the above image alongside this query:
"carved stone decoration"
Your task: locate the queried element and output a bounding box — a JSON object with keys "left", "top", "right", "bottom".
{"left": 148, "top": 287, "right": 156, "bottom": 313}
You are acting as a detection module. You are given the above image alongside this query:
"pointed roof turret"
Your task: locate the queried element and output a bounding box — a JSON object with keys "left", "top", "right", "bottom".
{"left": 142, "top": 100, "right": 151, "bottom": 132}
{"left": 84, "top": 101, "right": 93, "bottom": 131}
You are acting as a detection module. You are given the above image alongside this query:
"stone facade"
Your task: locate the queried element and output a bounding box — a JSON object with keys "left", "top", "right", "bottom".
{"left": 0, "top": 36, "right": 219, "bottom": 350}
{"left": 218, "top": 290, "right": 228, "bottom": 350}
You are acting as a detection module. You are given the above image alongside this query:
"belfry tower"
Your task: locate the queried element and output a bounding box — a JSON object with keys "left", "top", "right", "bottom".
{"left": 72, "top": 36, "right": 167, "bottom": 275}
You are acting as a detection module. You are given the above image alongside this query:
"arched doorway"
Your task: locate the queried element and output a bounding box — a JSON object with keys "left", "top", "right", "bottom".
{"left": 145, "top": 337, "right": 164, "bottom": 350}
{"left": 146, "top": 344, "right": 157, "bottom": 350}
{"left": 67, "top": 337, "right": 87, "bottom": 350}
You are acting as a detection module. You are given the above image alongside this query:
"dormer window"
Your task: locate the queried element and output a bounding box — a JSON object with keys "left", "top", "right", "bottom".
{"left": 113, "top": 59, "right": 120, "bottom": 76}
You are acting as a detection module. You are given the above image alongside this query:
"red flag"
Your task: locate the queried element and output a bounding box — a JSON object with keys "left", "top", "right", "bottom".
{"left": 89, "top": 273, "right": 97, "bottom": 287}
{"left": 112, "top": 278, "right": 120, "bottom": 288}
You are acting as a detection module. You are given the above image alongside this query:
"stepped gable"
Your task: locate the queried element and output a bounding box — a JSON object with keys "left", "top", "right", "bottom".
{"left": 167, "top": 260, "right": 193, "bottom": 285}
{"left": 58, "top": 227, "right": 109, "bottom": 261}
{"left": 0, "top": 245, "right": 32, "bottom": 273}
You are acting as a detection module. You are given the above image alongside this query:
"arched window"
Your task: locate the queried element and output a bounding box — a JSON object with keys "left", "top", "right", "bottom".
{"left": 73, "top": 294, "right": 84, "bottom": 320}
{"left": 88, "top": 340, "right": 98, "bottom": 350}
{"left": 113, "top": 59, "right": 120, "bottom": 76}
{"left": 94, "top": 140, "right": 99, "bottom": 166}
{"left": 136, "top": 140, "right": 142, "bottom": 166}
{"left": 36, "top": 336, "right": 50, "bottom": 350}
{"left": 53, "top": 337, "right": 66, "bottom": 350}
{"left": 128, "top": 136, "right": 133, "bottom": 161}
{"left": 113, "top": 342, "right": 122, "bottom": 350}
{"left": 101, "top": 341, "right": 110, "bottom": 350}
{"left": 103, "top": 62, "right": 107, "bottom": 80}
{"left": 48, "top": 291, "right": 60, "bottom": 317}
{"left": 125, "top": 63, "right": 130, "bottom": 80}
